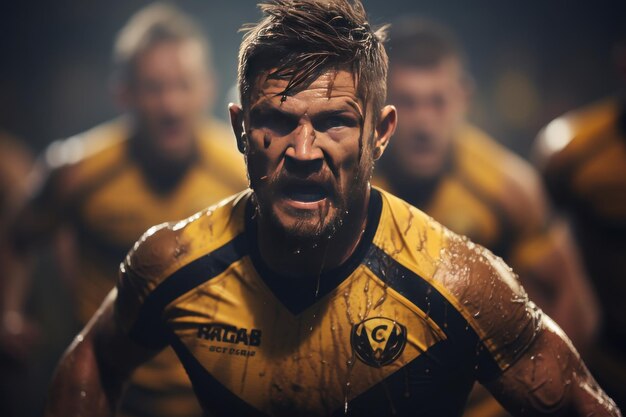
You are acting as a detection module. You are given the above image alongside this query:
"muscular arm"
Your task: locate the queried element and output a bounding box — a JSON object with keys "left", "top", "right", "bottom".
{"left": 45, "top": 290, "right": 157, "bottom": 417}
{"left": 438, "top": 235, "right": 617, "bottom": 416}
{"left": 486, "top": 316, "right": 619, "bottom": 417}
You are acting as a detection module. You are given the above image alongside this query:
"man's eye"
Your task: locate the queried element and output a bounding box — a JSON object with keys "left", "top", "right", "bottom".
{"left": 315, "top": 116, "right": 357, "bottom": 131}
{"left": 250, "top": 110, "right": 298, "bottom": 136}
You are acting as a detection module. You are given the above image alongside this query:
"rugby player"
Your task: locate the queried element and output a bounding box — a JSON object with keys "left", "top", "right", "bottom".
{"left": 375, "top": 19, "right": 601, "bottom": 417}
{"left": 45, "top": 1, "right": 619, "bottom": 416}
{"left": 2, "top": 4, "right": 246, "bottom": 417}
{"left": 534, "top": 41, "right": 626, "bottom": 408}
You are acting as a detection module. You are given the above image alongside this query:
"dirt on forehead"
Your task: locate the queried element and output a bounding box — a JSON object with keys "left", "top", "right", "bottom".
{"left": 250, "top": 68, "right": 362, "bottom": 105}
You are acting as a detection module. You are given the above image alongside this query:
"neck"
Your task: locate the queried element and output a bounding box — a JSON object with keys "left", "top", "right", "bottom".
{"left": 256, "top": 187, "right": 371, "bottom": 279}
{"left": 129, "top": 131, "right": 198, "bottom": 194}
{"left": 380, "top": 144, "right": 455, "bottom": 209}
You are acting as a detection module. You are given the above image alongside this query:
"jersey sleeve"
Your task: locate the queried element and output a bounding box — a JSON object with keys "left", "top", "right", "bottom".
{"left": 113, "top": 222, "right": 178, "bottom": 350}
{"left": 436, "top": 238, "right": 543, "bottom": 383}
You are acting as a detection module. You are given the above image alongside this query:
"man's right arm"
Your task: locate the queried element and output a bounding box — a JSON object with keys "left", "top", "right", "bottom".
{"left": 45, "top": 290, "right": 157, "bottom": 417}
{"left": 45, "top": 222, "right": 180, "bottom": 416}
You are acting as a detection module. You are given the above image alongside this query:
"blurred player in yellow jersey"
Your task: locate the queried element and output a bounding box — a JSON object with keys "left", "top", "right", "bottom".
{"left": 375, "top": 18, "right": 599, "bottom": 417}
{"left": 43, "top": 2, "right": 618, "bottom": 416}
{"left": 0, "top": 4, "right": 246, "bottom": 417}
{"left": 534, "top": 42, "right": 626, "bottom": 410}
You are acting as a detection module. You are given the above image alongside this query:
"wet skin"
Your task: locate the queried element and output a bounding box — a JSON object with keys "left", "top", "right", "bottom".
{"left": 229, "top": 69, "right": 397, "bottom": 277}
{"left": 44, "top": 209, "right": 622, "bottom": 417}
{"left": 44, "top": 70, "right": 620, "bottom": 417}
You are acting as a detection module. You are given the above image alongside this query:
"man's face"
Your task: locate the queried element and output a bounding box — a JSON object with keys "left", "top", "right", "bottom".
{"left": 123, "top": 39, "right": 212, "bottom": 162}
{"left": 239, "top": 70, "right": 377, "bottom": 240}
{"left": 387, "top": 58, "right": 468, "bottom": 179}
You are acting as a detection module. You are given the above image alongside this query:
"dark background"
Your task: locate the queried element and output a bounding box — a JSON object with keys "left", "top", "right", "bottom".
{"left": 1, "top": 0, "right": 626, "bottom": 157}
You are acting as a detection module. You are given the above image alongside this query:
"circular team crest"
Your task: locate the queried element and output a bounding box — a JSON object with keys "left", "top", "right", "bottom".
{"left": 350, "top": 317, "right": 407, "bottom": 367}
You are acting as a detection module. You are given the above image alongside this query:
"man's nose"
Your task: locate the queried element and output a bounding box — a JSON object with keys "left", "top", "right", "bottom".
{"left": 284, "top": 122, "right": 324, "bottom": 175}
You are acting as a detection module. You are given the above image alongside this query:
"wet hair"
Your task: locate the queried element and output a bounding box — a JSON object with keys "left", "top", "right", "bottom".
{"left": 237, "top": 0, "right": 389, "bottom": 120}
{"left": 386, "top": 17, "right": 466, "bottom": 70}
{"left": 113, "top": 3, "right": 210, "bottom": 84}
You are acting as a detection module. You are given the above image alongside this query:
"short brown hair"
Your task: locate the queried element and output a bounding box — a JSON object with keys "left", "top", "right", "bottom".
{"left": 387, "top": 17, "right": 465, "bottom": 69}
{"left": 237, "top": 0, "right": 388, "bottom": 119}
{"left": 113, "top": 3, "right": 210, "bottom": 84}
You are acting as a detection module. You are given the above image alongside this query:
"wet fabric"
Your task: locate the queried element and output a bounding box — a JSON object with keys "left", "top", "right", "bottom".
{"left": 116, "top": 188, "right": 541, "bottom": 417}
{"left": 374, "top": 123, "right": 553, "bottom": 417}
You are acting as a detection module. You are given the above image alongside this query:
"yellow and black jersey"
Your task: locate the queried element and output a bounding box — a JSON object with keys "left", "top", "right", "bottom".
{"left": 116, "top": 188, "right": 542, "bottom": 417}
{"left": 536, "top": 98, "right": 626, "bottom": 225}
{"left": 13, "top": 117, "right": 247, "bottom": 417}
{"left": 20, "top": 117, "right": 247, "bottom": 323}
{"left": 376, "top": 125, "right": 554, "bottom": 417}
{"left": 535, "top": 98, "right": 626, "bottom": 407}
{"left": 375, "top": 124, "right": 549, "bottom": 264}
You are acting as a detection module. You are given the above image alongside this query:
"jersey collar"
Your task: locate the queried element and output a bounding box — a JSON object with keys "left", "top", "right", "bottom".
{"left": 245, "top": 188, "right": 383, "bottom": 315}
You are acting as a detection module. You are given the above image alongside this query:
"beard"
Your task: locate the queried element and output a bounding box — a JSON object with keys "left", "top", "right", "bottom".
{"left": 250, "top": 162, "right": 371, "bottom": 246}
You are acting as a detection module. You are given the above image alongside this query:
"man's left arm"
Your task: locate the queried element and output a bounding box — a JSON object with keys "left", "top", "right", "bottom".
{"left": 485, "top": 315, "right": 619, "bottom": 416}
{"left": 457, "top": 245, "right": 618, "bottom": 416}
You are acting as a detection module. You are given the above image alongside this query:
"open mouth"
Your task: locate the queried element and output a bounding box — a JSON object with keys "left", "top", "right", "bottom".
{"left": 282, "top": 183, "right": 329, "bottom": 203}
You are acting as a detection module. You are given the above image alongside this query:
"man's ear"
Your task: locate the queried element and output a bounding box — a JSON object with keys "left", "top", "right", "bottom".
{"left": 373, "top": 105, "right": 397, "bottom": 160}
{"left": 229, "top": 103, "right": 246, "bottom": 154}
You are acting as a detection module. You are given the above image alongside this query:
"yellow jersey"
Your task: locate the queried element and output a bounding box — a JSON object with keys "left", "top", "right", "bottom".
{"left": 536, "top": 98, "right": 626, "bottom": 407}
{"left": 115, "top": 188, "right": 542, "bottom": 417}
{"left": 16, "top": 117, "right": 247, "bottom": 417}
{"left": 375, "top": 124, "right": 548, "bottom": 264}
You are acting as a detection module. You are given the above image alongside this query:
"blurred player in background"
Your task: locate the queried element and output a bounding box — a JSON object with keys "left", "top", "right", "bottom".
{"left": 0, "top": 132, "right": 35, "bottom": 417}
{"left": 0, "top": 4, "right": 246, "bottom": 417}
{"left": 376, "top": 18, "right": 600, "bottom": 417}
{"left": 534, "top": 39, "right": 626, "bottom": 411}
